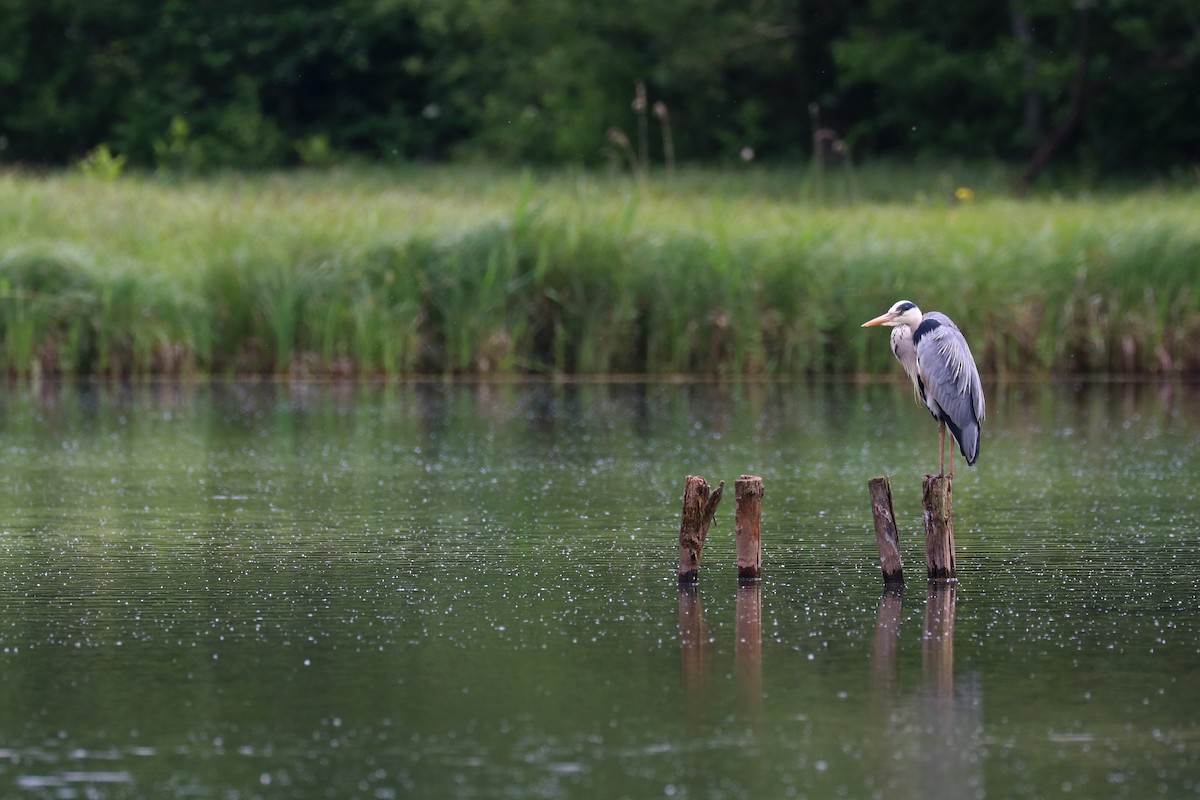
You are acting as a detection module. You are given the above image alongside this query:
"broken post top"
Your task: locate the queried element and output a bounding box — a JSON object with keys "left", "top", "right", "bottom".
{"left": 678, "top": 476, "right": 724, "bottom": 585}
{"left": 683, "top": 475, "right": 724, "bottom": 525}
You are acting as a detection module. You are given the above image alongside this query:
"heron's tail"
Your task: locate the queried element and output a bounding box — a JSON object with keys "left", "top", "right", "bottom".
{"left": 959, "top": 421, "right": 980, "bottom": 466}
{"left": 945, "top": 416, "right": 981, "bottom": 466}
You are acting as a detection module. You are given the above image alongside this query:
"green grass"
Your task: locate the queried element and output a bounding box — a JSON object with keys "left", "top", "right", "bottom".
{"left": 1, "top": 163, "right": 1198, "bottom": 377}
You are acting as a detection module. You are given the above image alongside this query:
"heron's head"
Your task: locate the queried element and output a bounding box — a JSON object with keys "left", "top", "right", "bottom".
{"left": 861, "top": 300, "right": 923, "bottom": 329}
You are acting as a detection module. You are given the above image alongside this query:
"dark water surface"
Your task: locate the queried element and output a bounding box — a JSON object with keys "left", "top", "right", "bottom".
{"left": 0, "top": 379, "right": 1195, "bottom": 799}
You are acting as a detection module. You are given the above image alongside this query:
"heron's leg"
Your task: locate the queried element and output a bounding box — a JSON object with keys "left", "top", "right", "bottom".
{"left": 938, "top": 420, "right": 946, "bottom": 476}
{"left": 949, "top": 441, "right": 955, "bottom": 479}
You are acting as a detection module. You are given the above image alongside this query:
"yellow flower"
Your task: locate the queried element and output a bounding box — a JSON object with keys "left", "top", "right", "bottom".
{"left": 954, "top": 186, "right": 975, "bottom": 202}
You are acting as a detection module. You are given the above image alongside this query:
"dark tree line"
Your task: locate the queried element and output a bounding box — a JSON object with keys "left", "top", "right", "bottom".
{"left": 1, "top": 0, "right": 1196, "bottom": 182}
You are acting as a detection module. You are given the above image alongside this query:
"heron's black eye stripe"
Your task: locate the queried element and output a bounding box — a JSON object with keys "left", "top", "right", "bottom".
{"left": 896, "top": 301, "right": 916, "bottom": 313}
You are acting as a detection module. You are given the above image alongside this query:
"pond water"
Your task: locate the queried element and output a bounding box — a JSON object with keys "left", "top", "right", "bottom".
{"left": 0, "top": 379, "right": 1195, "bottom": 799}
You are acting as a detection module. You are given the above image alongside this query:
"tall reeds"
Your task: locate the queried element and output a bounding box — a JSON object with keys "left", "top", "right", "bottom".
{"left": 0, "top": 167, "right": 1197, "bottom": 377}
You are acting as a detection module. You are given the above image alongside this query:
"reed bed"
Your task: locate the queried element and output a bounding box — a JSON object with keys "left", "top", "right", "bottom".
{"left": 1, "top": 165, "right": 1197, "bottom": 377}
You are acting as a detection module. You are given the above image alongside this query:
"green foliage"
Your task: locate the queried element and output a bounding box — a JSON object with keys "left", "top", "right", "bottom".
{"left": 78, "top": 144, "right": 126, "bottom": 181}
{"left": 833, "top": 0, "right": 1200, "bottom": 169}
{"left": 153, "top": 117, "right": 205, "bottom": 173}
{"left": 0, "top": 248, "right": 100, "bottom": 376}
{"left": 0, "top": 167, "right": 1198, "bottom": 377}
{"left": 0, "top": 1, "right": 1194, "bottom": 174}
{"left": 151, "top": 81, "right": 290, "bottom": 172}
{"left": 413, "top": 0, "right": 821, "bottom": 164}
{"left": 295, "top": 134, "right": 336, "bottom": 169}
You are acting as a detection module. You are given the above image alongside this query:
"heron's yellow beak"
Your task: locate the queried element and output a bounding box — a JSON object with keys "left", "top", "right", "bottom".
{"left": 861, "top": 312, "right": 894, "bottom": 328}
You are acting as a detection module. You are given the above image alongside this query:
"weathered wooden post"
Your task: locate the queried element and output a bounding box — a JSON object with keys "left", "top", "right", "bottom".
{"left": 678, "top": 476, "right": 724, "bottom": 585}
{"left": 868, "top": 476, "right": 904, "bottom": 586}
{"left": 735, "top": 475, "right": 763, "bottom": 584}
{"left": 922, "top": 475, "right": 956, "bottom": 581}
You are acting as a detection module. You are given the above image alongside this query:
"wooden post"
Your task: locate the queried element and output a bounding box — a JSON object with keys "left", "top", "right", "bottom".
{"left": 868, "top": 476, "right": 904, "bottom": 586}
{"left": 922, "top": 475, "right": 956, "bottom": 581}
{"left": 735, "top": 475, "right": 763, "bottom": 584}
{"left": 678, "top": 476, "right": 724, "bottom": 585}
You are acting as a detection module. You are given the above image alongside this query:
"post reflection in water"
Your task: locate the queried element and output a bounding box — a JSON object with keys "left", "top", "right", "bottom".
{"left": 676, "top": 585, "right": 764, "bottom": 723}
{"left": 920, "top": 584, "right": 984, "bottom": 800}
{"left": 677, "top": 586, "right": 708, "bottom": 706}
{"left": 868, "top": 586, "right": 918, "bottom": 797}
{"left": 922, "top": 583, "right": 956, "bottom": 703}
{"left": 871, "top": 586, "right": 904, "bottom": 702}
{"left": 869, "top": 584, "right": 985, "bottom": 800}
{"left": 675, "top": 584, "right": 767, "bottom": 796}
{"left": 735, "top": 584, "right": 763, "bottom": 720}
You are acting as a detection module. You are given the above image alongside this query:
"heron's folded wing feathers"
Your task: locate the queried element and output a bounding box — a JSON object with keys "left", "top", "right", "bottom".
{"left": 915, "top": 314, "right": 985, "bottom": 427}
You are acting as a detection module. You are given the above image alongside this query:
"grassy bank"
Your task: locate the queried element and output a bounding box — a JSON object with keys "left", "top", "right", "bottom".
{"left": 1, "top": 165, "right": 1198, "bottom": 377}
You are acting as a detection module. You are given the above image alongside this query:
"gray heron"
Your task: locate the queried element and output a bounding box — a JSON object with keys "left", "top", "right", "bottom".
{"left": 862, "top": 300, "right": 985, "bottom": 477}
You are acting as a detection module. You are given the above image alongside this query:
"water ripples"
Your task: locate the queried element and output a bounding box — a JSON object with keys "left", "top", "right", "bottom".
{"left": 0, "top": 380, "right": 1196, "bottom": 798}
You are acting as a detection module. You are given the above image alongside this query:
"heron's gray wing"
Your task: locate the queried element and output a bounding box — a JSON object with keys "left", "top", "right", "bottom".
{"left": 914, "top": 312, "right": 985, "bottom": 461}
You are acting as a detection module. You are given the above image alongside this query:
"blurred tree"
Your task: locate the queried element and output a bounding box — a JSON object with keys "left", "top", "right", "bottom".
{"left": 0, "top": 0, "right": 144, "bottom": 162}
{"left": 1019, "top": 0, "right": 1200, "bottom": 187}
{"left": 0, "top": 0, "right": 457, "bottom": 167}
{"left": 0, "top": 0, "right": 1193, "bottom": 173}
{"left": 832, "top": 0, "right": 1200, "bottom": 184}
{"left": 114, "top": 0, "right": 455, "bottom": 166}
{"left": 409, "top": 0, "right": 847, "bottom": 164}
